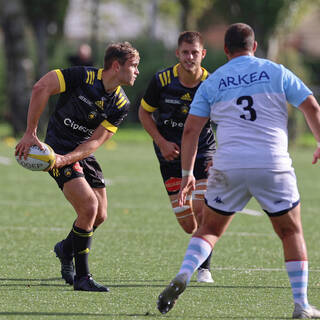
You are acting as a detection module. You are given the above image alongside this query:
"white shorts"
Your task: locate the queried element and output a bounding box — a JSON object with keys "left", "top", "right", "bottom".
{"left": 205, "top": 167, "right": 300, "bottom": 216}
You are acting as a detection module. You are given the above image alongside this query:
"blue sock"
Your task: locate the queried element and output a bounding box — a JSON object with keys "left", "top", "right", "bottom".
{"left": 286, "top": 260, "right": 309, "bottom": 308}
{"left": 178, "top": 237, "right": 212, "bottom": 283}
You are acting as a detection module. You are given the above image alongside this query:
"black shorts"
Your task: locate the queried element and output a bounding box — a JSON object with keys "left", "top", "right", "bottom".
{"left": 48, "top": 155, "right": 105, "bottom": 190}
{"left": 160, "top": 157, "right": 211, "bottom": 195}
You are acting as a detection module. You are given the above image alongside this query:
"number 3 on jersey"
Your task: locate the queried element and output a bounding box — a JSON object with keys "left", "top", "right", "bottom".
{"left": 237, "top": 95, "right": 257, "bottom": 121}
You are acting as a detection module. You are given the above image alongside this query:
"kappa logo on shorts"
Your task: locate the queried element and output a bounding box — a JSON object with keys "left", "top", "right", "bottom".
{"left": 165, "top": 177, "right": 181, "bottom": 193}
{"left": 73, "top": 162, "right": 83, "bottom": 173}
{"left": 214, "top": 196, "right": 224, "bottom": 204}
{"left": 64, "top": 168, "right": 72, "bottom": 177}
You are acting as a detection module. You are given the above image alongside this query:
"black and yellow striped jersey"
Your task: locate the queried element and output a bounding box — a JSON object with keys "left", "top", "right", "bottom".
{"left": 141, "top": 63, "right": 215, "bottom": 162}
{"left": 45, "top": 66, "right": 130, "bottom": 154}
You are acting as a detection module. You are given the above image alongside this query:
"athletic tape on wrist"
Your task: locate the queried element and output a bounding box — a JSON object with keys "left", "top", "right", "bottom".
{"left": 182, "top": 169, "right": 193, "bottom": 177}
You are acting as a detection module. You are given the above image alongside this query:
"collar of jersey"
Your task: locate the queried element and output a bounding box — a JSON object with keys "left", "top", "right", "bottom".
{"left": 228, "top": 55, "right": 256, "bottom": 65}
{"left": 173, "top": 63, "right": 208, "bottom": 81}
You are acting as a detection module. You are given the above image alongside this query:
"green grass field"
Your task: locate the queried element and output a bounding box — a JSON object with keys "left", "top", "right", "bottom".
{"left": 0, "top": 127, "right": 320, "bottom": 319}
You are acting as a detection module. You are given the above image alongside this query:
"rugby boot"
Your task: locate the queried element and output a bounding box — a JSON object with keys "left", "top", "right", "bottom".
{"left": 293, "top": 303, "right": 320, "bottom": 318}
{"left": 157, "top": 273, "right": 187, "bottom": 314}
{"left": 54, "top": 241, "right": 75, "bottom": 285}
{"left": 73, "top": 274, "right": 109, "bottom": 292}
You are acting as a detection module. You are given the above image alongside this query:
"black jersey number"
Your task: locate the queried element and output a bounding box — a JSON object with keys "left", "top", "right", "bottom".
{"left": 237, "top": 96, "right": 257, "bottom": 121}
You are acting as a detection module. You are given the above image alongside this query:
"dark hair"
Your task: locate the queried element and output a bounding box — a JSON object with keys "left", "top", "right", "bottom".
{"left": 103, "top": 41, "right": 139, "bottom": 70}
{"left": 178, "top": 31, "right": 204, "bottom": 47}
{"left": 224, "top": 23, "right": 255, "bottom": 54}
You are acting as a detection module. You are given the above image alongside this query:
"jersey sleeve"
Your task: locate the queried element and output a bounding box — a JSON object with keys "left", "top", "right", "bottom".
{"left": 54, "top": 66, "right": 86, "bottom": 93}
{"left": 189, "top": 82, "right": 211, "bottom": 117}
{"left": 282, "top": 65, "right": 313, "bottom": 107}
{"left": 140, "top": 75, "right": 161, "bottom": 112}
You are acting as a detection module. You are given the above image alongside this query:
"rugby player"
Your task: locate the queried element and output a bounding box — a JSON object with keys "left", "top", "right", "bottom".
{"left": 139, "top": 31, "right": 215, "bottom": 283}
{"left": 157, "top": 23, "right": 320, "bottom": 318}
{"left": 15, "top": 42, "right": 140, "bottom": 292}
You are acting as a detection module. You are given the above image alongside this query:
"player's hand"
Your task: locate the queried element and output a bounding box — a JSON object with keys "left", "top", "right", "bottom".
{"left": 178, "top": 175, "right": 195, "bottom": 207}
{"left": 15, "top": 133, "right": 43, "bottom": 160}
{"left": 158, "top": 140, "right": 180, "bottom": 161}
{"left": 54, "top": 154, "right": 68, "bottom": 168}
{"left": 312, "top": 147, "right": 320, "bottom": 164}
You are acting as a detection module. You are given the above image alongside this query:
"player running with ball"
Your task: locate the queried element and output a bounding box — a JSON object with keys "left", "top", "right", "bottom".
{"left": 15, "top": 42, "right": 140, "bottom": 292}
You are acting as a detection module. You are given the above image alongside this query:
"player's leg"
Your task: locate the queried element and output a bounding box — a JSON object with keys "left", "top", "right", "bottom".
{"left": 161, "top": 162, "right": 198, "bottom": 233}
{"left": 169, "top": 193, "right": 197, "bottom": 234}
{"left": 269, "top": 206, "right": 320, "bottom": 318}
{"left": 252, "top": 168, "right": 320, "bottom": 318}
{"left": 157, "top": 168, "right": 250, "bottom": 314}
{"left": 192, "top": 177, "right": 213, "bottom": 282}
{"left": 157, "top": 204, "right": 234, "bottom": 314}
{"left": 62, "top": 177, "right": 108, "bottom": 291}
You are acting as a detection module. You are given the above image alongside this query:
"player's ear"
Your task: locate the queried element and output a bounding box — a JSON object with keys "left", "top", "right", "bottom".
{"left": 175, "top": 48, "right": 180, "bottom": 59}
{"left": 201, "top": 48, "right": 207, "bottom": 59}
{"left": 112, "top": 60, "right": 120, "bottom": 72}
{"left": 252, "top": 41, "right": 258, "bottom": 53}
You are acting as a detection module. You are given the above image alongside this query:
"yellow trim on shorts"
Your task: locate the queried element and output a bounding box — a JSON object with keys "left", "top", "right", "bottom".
{"left": 141, "top": 99, "right": 157, "bottom": 112}
{"left": 54, "top": 69, "right": 66, "bottom": 92}
{"left": 101, "top": 120, "right": 118, "bottom": 133}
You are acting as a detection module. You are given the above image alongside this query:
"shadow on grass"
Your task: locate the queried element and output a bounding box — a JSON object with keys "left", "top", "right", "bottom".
{"left": 0, "top": 311, "right": 293, "bottom": 319}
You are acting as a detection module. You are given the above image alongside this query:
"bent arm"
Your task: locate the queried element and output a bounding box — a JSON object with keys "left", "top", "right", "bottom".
{"left": 15, "top": 70, "right": 61, "bottom": 158}
{"left": 298, "top": 95, "right": 320, "bottom": 164}
{"left": 55, "top": 125, "right": 114, "bottom": 168}
{"left": 138, "top": 105, "right": 180, "bottom": 160}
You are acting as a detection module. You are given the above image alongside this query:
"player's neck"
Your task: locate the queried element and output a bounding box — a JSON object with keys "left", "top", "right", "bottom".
{"left": 101, "top": 70, "right": 119, "bottom": 93}
{"left": 178, "top": 64, "right": 203, "bottom": 88}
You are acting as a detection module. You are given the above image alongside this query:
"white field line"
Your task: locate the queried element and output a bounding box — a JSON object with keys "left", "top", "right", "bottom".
{"left": 213, "top": 266, "right": 320, "bottom": 272}
{"left": 0, "top": 156, "right": 11, "bottom": 165}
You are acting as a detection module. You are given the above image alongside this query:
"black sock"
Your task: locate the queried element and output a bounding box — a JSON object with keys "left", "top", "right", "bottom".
{"left": 72, "top": 225, "right": 93, "bottom": 278}
{"left": 199, "top": 250, "right": 212, "bottom": 270}
{"left": 63, "top": 224, "right": 97, "bottom": 258}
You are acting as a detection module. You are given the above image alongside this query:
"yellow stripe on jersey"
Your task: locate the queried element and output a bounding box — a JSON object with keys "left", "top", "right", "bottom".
{"left": 159, "top": 73, "right": 165, "bottom": 87}
{"left": 116, "top": 97, "right": 125, "bottom": 106}
{"left": 173, "top": 64, "right": 179, "bottom": 77}
{"left": 141, "top": 99, "right": 157, "bottom": 112}
{"left": 115, "top": 86, "right": 121, "bottom": 95}
{"left": 159, "top": 70, "right": 171, "bottom": 87}
{"left": 54, "top": 69, "right": 66, "bottom": 92}
{"left": 101, "top": 120, "right": 118, "bottom": 133}
{"left": 118, "top": 100, "right": 127, "bottom": 109}
{"left": 97, "top": 68, "right": 103, "bottom": 80}
{"left": 86, "top": 70, "right": 95, "bottom": 85}
{"left": 166, "top": 70, "right": 171, "bottom": 84}
{"left": 201, "top": 67, "right": 209, "bottom": 81}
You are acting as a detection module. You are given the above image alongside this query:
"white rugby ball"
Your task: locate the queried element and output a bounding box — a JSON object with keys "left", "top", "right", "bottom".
{"left": 16, "top": 143, "right": 56, "bottom": 171}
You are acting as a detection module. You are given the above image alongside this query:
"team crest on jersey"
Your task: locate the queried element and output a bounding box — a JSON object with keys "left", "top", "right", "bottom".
{"left": 180, "top": 105, "right": 189, "bottom": 115}
{"left": 95, "top": 100, "right": 104, "bottom": 110}
{"left": 88, "top": 111, "right": 97, "bottom": 120}
{"left": 64, "top": 167, "right": 72, "bottom": 177}
{"left": 180, "top": 93, "right": 192, "bottom": 101}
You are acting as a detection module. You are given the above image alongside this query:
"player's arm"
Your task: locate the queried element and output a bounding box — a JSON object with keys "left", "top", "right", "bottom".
{"left": 178, "top": 114, "right": 209, "bottom": 206}
{"left": 298, "top": 95, "right": 320, "bottom": 164}
{"left": 15, "top": 71, "right": 61, "bottom": 159}
{"left": 139, "top": 104, "right": 180, "bottom": 161}
{"left": 55, "top": 125, "right": 114, "bottom": 168}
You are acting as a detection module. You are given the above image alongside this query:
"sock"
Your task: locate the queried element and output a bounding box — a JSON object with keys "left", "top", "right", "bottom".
{"left": 199, "top": 250, "right": 212, "bottom": 270}
{"left": 178, "top": 237, "right": 212, "bottom": 283}
{"left": 72, "top": 225, "right": 93, "bottom": 278}
{"left": 62, "top": 224, "right": 98, "bottom": 258}
{"left": 286, "top": 260, "right": 309, "bottom": 308}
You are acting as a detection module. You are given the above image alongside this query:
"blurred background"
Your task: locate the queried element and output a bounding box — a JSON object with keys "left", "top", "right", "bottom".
{"left": 0, "top": 0, "right": 319, "bottom": 145}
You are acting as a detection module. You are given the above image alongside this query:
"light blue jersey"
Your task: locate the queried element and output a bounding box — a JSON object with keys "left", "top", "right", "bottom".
{"left": 190, "top": 55, "right": 312, "bottom": 170}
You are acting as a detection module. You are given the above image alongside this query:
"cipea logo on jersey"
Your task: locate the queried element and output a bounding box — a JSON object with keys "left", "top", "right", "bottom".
{"left": 164, "top": 119, "right": 184, "bottom": 128}
{"left": 64, "top": 118, "right": 94, "bottom": 135}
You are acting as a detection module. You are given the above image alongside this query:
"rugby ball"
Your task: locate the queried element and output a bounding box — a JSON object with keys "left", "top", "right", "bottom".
{"left": 15, "top": 143, "right": 56, "bottom": 171}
